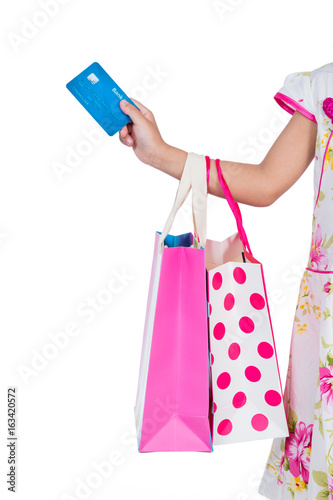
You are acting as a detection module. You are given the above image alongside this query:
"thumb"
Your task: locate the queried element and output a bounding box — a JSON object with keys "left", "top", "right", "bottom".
{"left": 119, "top": 99, "right": 144, "bottom": 125}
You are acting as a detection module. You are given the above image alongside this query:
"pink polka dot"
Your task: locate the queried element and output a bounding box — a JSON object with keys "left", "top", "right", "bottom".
{"left": 233, "top": 267, "right": 247, "bottom": 284}
{"left": 245, "top": 366, "right": 261, "bottom": 382}
{"left": 209, "top": 303, "right": 212, "bottom": 316}
{"left": 217, "top": 372, "right": 231, "bottom": 389}
{"left": 217, "top": 419, "right": 233, "bottom": 436}
{"left": 232, "top": 391, "right": 247, "bottom": 408}
{"left": 251, "top": 413, "right": 269, "bottom": 431}
{"left": 258, "top": 342, "right": 274, "bottom": 359}
{"left": 239, "top": 316, "right": 255, "bottom": 333}
{"left": 211, "top": 353, "right": 214, "bottom": 365}
{"left": 228, "top": 342, "right": 241, "bottom": 360}
{"left": 213, "top": 322, "right": 226, "bottom": 340}
{"left": 213, "top": 402, "right": 217, "bottom": 413}
{"left": 213, "top": 272, "right": 222, "bottom": 290}
{"left": 265, "top": 390, "right": 282, "bottom": 407}
{"left": 250, "top": 293, "right": 265, "bottom": 310}
{"left": 224, "top": 293, "right": 235, "bottom": 310}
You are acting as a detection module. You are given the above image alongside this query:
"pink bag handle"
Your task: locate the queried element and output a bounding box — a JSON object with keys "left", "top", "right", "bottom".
{"left": 205, "top": 156, "right": 253, "bottom": 255}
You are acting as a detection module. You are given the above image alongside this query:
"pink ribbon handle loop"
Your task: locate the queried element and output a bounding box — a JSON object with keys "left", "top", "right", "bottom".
{"left": 205, "top": 156, "right": 253, "bottom": 256}
{"left": 205, "top": 155, "right": 210, "bottom": 195}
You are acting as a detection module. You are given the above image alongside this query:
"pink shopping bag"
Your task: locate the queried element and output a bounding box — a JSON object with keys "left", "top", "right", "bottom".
{"left": 189, "top": 153, "right": 288, "bottom": 445}
{"left": 134, "top": 152, "right": 213, "bottom": 452}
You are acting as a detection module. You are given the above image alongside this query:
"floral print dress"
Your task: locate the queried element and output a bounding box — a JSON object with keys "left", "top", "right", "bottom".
{"left": 258, "top": 62, "right": 333, "bottom": 499}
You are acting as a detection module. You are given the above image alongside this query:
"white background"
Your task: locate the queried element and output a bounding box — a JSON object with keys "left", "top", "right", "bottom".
{"left": 1, "top": 0, "right": 332, "bottom": 499}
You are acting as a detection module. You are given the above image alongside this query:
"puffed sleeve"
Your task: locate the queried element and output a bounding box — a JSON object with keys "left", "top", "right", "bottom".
{"left": 274, "top": 70, "right": 317, "bottom": 123}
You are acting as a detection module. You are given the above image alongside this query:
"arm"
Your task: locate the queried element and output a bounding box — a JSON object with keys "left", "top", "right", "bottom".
{"left": 119, "top": 100, "right": 317, "bottom": 208}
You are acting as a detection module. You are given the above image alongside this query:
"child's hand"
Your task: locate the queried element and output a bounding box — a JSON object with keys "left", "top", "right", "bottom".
{"left": 118, "top": 98, "right": 168, "bottom": 167}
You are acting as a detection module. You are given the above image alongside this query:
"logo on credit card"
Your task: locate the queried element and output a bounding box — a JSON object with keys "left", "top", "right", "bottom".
{"left": 87, "top": 73, "right": 99, "bottom": 84}
{"left": 112, "top": 88, "right": 123, "bottom": 100}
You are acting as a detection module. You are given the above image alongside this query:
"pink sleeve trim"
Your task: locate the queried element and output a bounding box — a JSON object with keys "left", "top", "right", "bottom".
{"left": 274, "top": 92, "right": 317, "bottom": 123}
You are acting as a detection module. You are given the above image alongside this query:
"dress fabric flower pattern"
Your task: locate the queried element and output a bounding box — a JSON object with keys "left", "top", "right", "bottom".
{"left": 310, "top": 223, "right": 329, "bottom": 270}
{"left": 320, "top": 366, "right": 333, "bottom": 413}
{"left": 258, "top": 64, "right": 333, "bottom": 499}
{"left": 285, "top": 422, "right": 313, "bottom": 484}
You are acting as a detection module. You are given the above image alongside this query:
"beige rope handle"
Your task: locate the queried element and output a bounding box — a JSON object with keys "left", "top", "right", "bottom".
{"left": 158, "top": 152, "right": 208, "bottom": 254}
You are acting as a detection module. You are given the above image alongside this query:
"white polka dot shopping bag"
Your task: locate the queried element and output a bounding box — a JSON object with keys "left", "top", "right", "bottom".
{"left": 197, "top": 154, "right": 289, "bottom": 445}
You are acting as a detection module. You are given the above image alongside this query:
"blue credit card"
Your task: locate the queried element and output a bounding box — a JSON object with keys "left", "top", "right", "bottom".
{"left": 66, "top": 62, "right": 139, "bottom": 136}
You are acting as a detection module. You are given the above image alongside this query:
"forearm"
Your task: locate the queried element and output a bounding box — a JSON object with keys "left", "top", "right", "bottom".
{"left": 151, "top": 143, "right": 271, "bottom": 207}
